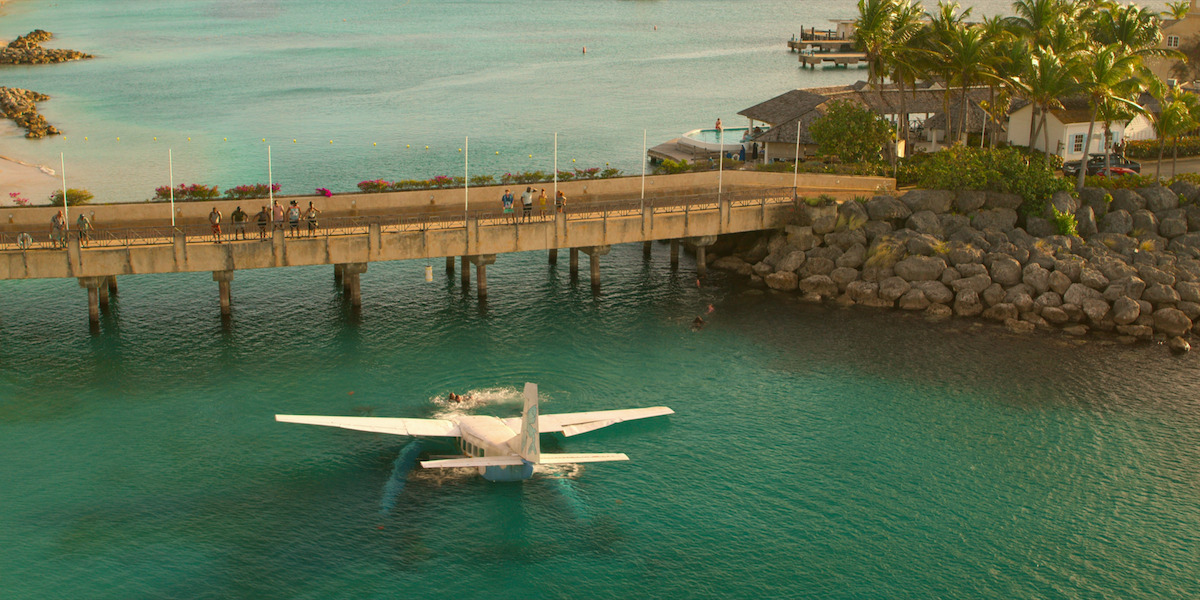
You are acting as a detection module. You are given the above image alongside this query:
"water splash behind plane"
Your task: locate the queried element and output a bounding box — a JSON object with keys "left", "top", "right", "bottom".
{"left": 379, "top": 439, "right": 424, "bottom": 516}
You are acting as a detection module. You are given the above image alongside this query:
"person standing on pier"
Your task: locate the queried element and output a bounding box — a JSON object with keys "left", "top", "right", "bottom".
{"left": 286, "top": 200, "right": 302, "bottom": 237}
{"left": 555, "top": 189, "right": 566, "bottom": 213}
{"left": 75, "top": 213, "right": 92, "bottom": 247}
{"left": 231, "top": 206, "right": 248, "bottom": 240}
{"left": 50, "top": 210, "right": 65, "bottom": 248}
{"left": 501, "top": 189, "right": 515, "bottom": 222}
{"left": 209, "top": 207, "right": 223, "bottom": 243}
{"left": 256, "top": 206, "right": 269, "bottom": 239}
{"left": 520, "top": 187, "right": 534, "bottom": 222}
{"left": 305, "top": 202, "right": 321, "bottom": 237}
{"left": 272, "top": 200, "right": 285, "bottom": 232}
{"left": 538, "top": 188, "right": 548, "bottom": 216}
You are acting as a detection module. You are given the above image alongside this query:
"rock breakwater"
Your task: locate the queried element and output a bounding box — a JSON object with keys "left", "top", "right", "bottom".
{"left": 0, "top": 87, "right": 58, "bottom": 138}
{"left": 0, "top": 30, "right": 92, "bottom": 65}
{"left": 708, "top": 185, "right": 1200, "bottom": 353}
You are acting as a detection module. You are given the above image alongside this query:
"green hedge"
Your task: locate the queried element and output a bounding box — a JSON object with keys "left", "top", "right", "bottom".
{"left": 911, "top": 146, "right": 1072, "bottom": 215}
{"left": 1126, "top": 136, "right": 1200, "bottom": 159}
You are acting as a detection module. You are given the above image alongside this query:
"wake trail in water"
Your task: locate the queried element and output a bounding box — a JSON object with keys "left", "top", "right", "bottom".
{"left": 379, "top": 439, "right": 424, "bottom": 516}
{"left": 430, "top": 386, "right": 522, "bottom": 419}
{"left": 542, "top": 464, "right": 590, "bottom": 521}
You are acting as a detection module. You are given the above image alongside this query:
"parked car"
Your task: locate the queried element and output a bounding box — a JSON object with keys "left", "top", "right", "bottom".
{"left": 1062, "top": 153, "right": 1142, "bottom": 178}
{"left": 1094, "top": 166, "right": 1138, "bottom": 178}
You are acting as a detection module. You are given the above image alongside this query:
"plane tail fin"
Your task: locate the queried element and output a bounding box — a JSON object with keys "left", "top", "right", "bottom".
{"left": 518, "top": 382, "right": 541, "bottom": 463}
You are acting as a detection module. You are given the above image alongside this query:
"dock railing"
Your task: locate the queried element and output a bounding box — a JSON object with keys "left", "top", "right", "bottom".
{"left": 0, "top": 187, "right": 803, "bottom": 251}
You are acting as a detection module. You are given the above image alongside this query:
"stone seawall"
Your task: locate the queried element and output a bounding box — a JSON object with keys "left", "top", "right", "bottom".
{"left": 0, "top": 30, "right": 92, "bottom": 138}
{"left": 704, "top": 185, "right": 1200, "bottom": 354}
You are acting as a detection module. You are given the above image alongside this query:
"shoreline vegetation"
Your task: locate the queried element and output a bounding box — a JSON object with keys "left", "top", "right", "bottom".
{"left": 0, "top": 30, "right": 91, "bottom": 139}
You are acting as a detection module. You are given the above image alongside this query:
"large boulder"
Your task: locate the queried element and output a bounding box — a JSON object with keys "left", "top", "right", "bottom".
{"left": 984, "top": 191, "right": 1023, "bottom": 210}
{"left": 954, "top": 190, "right": 987, "bottom": 213}
{"left": 836, "top": 200, "right": 870, "bottom": 231}
{"left": 1108, "top": 188, "right": 1146, "bottom": 214}
{"left": 836, "top": 243, "right": 866, "bottom": 269}
{"left": 1079, "top": 187, "right": 1111, "bottom": 218}
{"left": 1041, "top": 305, "right": 1070, "bottom": 324}
{"left": 785, "top": 225, "right": 821, "bottom": 251}
{"left": 1075, "top": 205, "right": 1098, "bottom": 238}
{"left": 1137, "top": 264, "right": 1175, "bottom": 287}
{"left": 913, "top": 280, "right": 955, "bottom": 305}
{"left": 905, "top": 232, "right": 944, "bottom": 256}
{"left": 812, "top": 215, "right": 836, "bottom": 235}
{"left": 1025, "top": 217, "right": 1056, "bottom": 238}
{"left": 1080, "top": 267, "right": 1110, "bottom": 290}
{"left": 982, "top": 303, "right": 1018, "bottom": 322}
{"left": 1170, "top": 180, "right": 1200, "bottom": 204}
{"left": 1111, "top": 295, "right": 1141, "bottom": 325}
{"left": 1138, "top": 186, "right": 1179, "bottom": 212}
{"left": 1100, "top": 210, "right": 1133, "bottom": 235}
{"left": 764, "top": 271, "right": 799, "bottom": 291}
{"left": 1048, "top": 191, "right": 1080, "bottom": 216}
{"left": 989, "top": 256, "right": 1023, "bottom": 287}
{"left": 1186, "top": 205, "right": 1200, "bottom": 231}
{"left": 971, "top": 208, "right": 1018, "bottom": 232}
{"left": 1177, "top": 281, "right": 1200, "bottom": 303}
{"left": 1082, "top": 298, "right": 1111, "bottom": 323}
{"left": 800, "top": 256, "right": 836, "bottom": 277}
{"left": 830, "top": 267, "right": 860, "bottom": 290}
{"left": 752, "top": 261, "right": 773, "bottom": 277}
{"left": 824, "top": 229, "right": 867, "bottom": 251}
{"left": 1048, "top": 270, "right": 1073, "bottom": 295}
{"left": 1168, "top": 232, "right": 1200, "bottom": 253}
{"left": 1103, "top": 276, "right": 1146, "bottom": 301}
{"left": 1090, "top": 233, "right": 1138, "bottom": 255}
{"left": 893, "top": 255, "right": 947, "bottom": 282}
{"left": 951, "top": 273, "right": 992, "bottom": 294}
{"left": 1143, "top": 283, "right": 1182, "bottom": 305}
{"left": 775, "top": 250, "right": 807, "bottom": 273}
{"left": 982, "top": 283, "right": 1006, "bottom": 307}
{"left": 947, "top": 243, "right": 985, "bottom": 266}
{"left": 846, "top": 280, "right": 879, "bottom": 303}
{"left": 1033, "top": 291, "right": 1063, "bottom": 310}
{"left": 898, "top": 288, "right": 931, "bottom": 310}
{"left": 901, "top": 189, "right": 954, "bottom": 214}
{"left": 1160, "top": 217, "right": 1188, "bottom": 239}
{"left": 866, "top": 196, "right": 912, "bottom": 221}
{"left": 940, "top": 214, "right": 972, "bottom": 237}
{"left": 712, "top": 256, "right": 747, "bottom": 272}
{"left": 1132, "top": 209, "right": 1159, "bottom": 237}
{"left": 799, "top": 274, "right": 838, "bottom": 297}
{"left": 1023, "top": 263, "right": 1051, "bottom": 294}
{"left": 879, "top": 276, "right": 912, "bottom": 302}
{"left": 906, "top": 210, "right": 942, "bottom": 236}
{"left": 1064, "top": 282, "right": 1102, "bottom": 306}
{"left": 954, "top": 289, "right": 984, "bottom": 316}
{"left": 1153, "top": 307, "right": 1193, "bottom": 337}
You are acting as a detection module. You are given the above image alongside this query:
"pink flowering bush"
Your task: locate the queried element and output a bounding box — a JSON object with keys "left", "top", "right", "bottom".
{"left": 155, "top": 183, "right": 221, "bottom": 201}
{"left": 358, "top": 179, "right": 391, "bottom": 193}
{"left": 225, "top": 183, "right": 281, "bottom": 200}
{"left": 316, "top": 188, "right": 332, "bottom": 197}
{"left": 9, "top": 192, "right": 29, "bottom": 206}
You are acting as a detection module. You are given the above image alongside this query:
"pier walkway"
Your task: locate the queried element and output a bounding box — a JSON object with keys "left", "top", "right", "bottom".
{"left": 0, "top": 171, "right": 892, "bottom": 323}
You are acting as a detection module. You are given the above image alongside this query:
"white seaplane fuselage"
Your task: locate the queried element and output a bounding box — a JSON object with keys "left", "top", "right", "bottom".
{"left": 456, "top": 415, "right": 538, "bottom": 481}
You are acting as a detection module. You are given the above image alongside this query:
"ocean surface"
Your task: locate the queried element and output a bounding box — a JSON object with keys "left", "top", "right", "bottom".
{"left": 2, "top": 1, "right": 1199, "bottom": 598}
{"left": 5, "top": 0, "right": 1010, "bottom": 202}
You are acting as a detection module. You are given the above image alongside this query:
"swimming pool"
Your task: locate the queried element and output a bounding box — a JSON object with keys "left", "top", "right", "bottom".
{"left": 679, "top": 127, "right": 756, "bottom": 154}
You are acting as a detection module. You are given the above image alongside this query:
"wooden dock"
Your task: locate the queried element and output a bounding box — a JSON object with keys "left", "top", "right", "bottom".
{"left": 799, "top": 51, "right": 867, "bottom": 69}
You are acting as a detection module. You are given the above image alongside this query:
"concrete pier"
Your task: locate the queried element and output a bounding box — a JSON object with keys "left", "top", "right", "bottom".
{"left": 341, "top": 262, "right": 367, "bottom": 307}
{"left": 582, "top": 246, "right": 610, "bottom": 290}
{"left": 549, "top": 249, "right": 558, "bottom": 265}
{"left": 77, "top": 276, "right": 104, "bottom": 323}
{"left": 469, "top": 255, "right": 496, "bottom": 298}
{"left": 569, "top": 248, "right": 579, "bottom": 276}
{"left": 446, "top": 256, "right": 455, "bottom": 272}
{"left": 98, "top": 281, "right": 110, "bottom": 308}
{"left": 643, "top": 241, "right": 652, "bottom": 259}
{"left": 106, "top": 275, "right": 117, "bottom": 297}
{"left": 693, "top": 235, "right": 717, "bottom": 278}
{"left": 460, "top": 255, "right": 470, "bottom": 286}
{"left": 213, "top": 270, "right": 233, "bottom": 315}
{"left": 670, "top": 239, "right": 680, "bottom": 268}
{"left": 334, "top": 263, "right": 343, "bottom": 284}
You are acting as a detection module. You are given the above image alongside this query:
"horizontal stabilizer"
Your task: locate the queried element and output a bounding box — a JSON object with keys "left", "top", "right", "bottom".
{"left": 537, "top": 453, "right": 629, "bottom": 465}
{"left": 276, "top": 415, "right": 460, "bottom": 437}
{"left": 420, "top": 456, "right": 526, "bottom": 469}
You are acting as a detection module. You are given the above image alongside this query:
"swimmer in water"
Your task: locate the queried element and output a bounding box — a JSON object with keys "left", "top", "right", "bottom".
{"left": 448, "top": 392, "right": 461, "bottom": 403}
{"left": 692, "top": 316, "right": 706, "bottom": 330}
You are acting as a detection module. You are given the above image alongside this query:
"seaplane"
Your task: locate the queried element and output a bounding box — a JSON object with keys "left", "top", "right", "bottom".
{"left": 276, "top": 383, "right": 674, "bottom": 481}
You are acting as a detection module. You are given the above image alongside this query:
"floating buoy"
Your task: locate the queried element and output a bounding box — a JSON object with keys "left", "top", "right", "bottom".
{"left": 329, "top": 140, "right": 333, "bottom": 144}
{"left": 425, "top": 145, "right": 429, "bottom": 149}
{"left": 262, "top": 138, "right": 266, "bottom": 142}
{"left": 572, "top": 159, "right": 576, "bottom": 163}
{"left": 153, "top": 136, "right": 157, "bottom": 141}
{"left": 224, "top": 137, "right": 227, "bottom": 141}
{"left": 458, "top": 148, "right": 462, "bottom": 152}
{"left": 116, "top": 137, "right": 120, "bottom": 141}
{"left": 495, "top": 151, "right": 499, "bottom": 155}
{"left": 373, "top": 142, "right": 377, "bottom": 146}
{"left": 425, "top": 265, "right": 433, "bottom": 282}
{"left": 84, "top": 137, "right": 87, "bottom": 141}
{"left": 187, "top": 137, "right": 191, "bottom": 141}
{"left": 406, "top": 144, "right": 410, "bottom": 148}
{"left": 582, "top": 46, "right": 587, "bottom": 54}
{"left": 528, "top": 154, "right": 533, "bottom": 158}
{"left": 293, "top": 139, "right": 297, "bottom": 143}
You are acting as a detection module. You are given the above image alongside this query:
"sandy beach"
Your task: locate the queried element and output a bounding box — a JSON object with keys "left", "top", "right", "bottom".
{"left": 0, "top": 137, "right": 59, "bottom": 205}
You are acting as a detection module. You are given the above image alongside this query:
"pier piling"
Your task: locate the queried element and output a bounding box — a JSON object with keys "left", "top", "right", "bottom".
{"left": 341, "top": 262, "right": 368, "bottom": 307}
{"left": 460, "top": 256, "right": 470, "bottom": 287}
{"left": 569, "top": 248, "right": 579, "bottom": 276}
{"left": 693, "top": 235, "right": 717, "bottom": 278}
{"left": 446, "top": 256, "right": 455, "bottom": 273}
{"left": 468, "top": 255, "right": 496, "bottom": 299}
{"left": 549, "top": 249, "right": 558, "bottom": 265}
{"left": 213, "top": 270, "right": 234, "bottom": 315}
{"left": 643, "top": 241, "right": 652, "bottom": 259}
{"left": 670, "top": 239, "right": 680, "bottom": 269}
{"left": 582, "top": 246, "right": 610, "bottom": 291}
{"left": 77, "top": 276, "right": 105, "bottom": 323}
{"left": 106, "top": 275, "right": 117, "bottom": 297}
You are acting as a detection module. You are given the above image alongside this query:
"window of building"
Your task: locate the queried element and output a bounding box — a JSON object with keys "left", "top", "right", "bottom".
{"left": 1168, "top": 35, "right": 1180, "bottom": 48}
{"left": 1072, "top": 134, "right": 1085, "bottom": 153}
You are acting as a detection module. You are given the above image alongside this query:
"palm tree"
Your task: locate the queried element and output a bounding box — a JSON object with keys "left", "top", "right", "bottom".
{"left": 1017, "top": 47, "right": 1082, "bottom": 166}
{"left": 1008, "top": 0, "right": 1074, "bottom": 47}
{"left": 926, "top": 1, "right": 972, "bottom": 143}
{"left": 943, "top": 26, "right": 992, "bottom": 144}
{"left": 882, "top": 0, "right": 928, "bottom": 145}
{"left": 1153, "top": 92, "right": 1200, "bottom": 178}
{"left": 1164, "top": 0, "right": 1190, "bottom": 21}
{"left": 1074, "top": 46, "right": 1146, "bottom": 190}
{"left": 1092, "top": 3, "right": 1179, "bottom": 61}
{"left": 987, "top": 34, "right": 1029, "bottom": 147}
{"left": 854, "top": 0, "right": 897, "bottom": 88}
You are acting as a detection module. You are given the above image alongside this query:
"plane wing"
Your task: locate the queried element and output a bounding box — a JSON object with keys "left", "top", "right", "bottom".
{"left": 275, "top": 415, "right": 460, "bottom": 437}
{"left": 505, "top": 407, "right": 674, "bottom": 437}
{"left": 420, "top": 456, "right": 524, "bottom": 469}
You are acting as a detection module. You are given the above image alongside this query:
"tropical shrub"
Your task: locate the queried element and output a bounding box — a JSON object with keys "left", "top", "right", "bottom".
{"left": 225, "top": 183, "right": 280, "bottom": 199}
{"left": 316, "top": 188, "right": 332, "bottom": 197}
{"left": 8, "top": 192, "right": 29, "bottom": 206}
{"left": 49, "top": 188, "right": 93, "bottom": 206}
{"left": 1082, "top": 173, "right": 1159, "bottom": 189}
{"left": 1052, "top": 208, "right": 1078, "bottom": 237}
{"left": 1126, "top": 136, "right": 1200, "bottom": 159}
{"left": 913, "top": 147, "right": 1072, "bottom": 215}
{"left": 155, "top": 183, "right": 221, "bottom": 202}
{"left": 809, "top": 100, "right": 895, "bottom": 164}
{"left": 358, "top": 179, "right": 391, "bottom": 193}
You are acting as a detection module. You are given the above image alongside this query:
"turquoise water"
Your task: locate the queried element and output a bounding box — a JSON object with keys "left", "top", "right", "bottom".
{"left": 1, "top": 246, "right": 1199, "bottom": 599}
{"left": 3, "top": 1, "right": 1199, "bottom": 598}
{"left": 2, "top": 0, "right": 1007, "bottom": 202}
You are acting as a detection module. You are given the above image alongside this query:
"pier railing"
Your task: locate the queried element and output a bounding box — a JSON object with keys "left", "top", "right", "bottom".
{"left": 0, "top": 187, "right": 800, "bottom": 251}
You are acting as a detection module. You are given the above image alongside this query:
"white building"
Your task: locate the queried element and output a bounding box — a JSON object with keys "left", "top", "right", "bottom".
{"left": 1007, "top": 98, "right": 1127, "bottom": 159}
